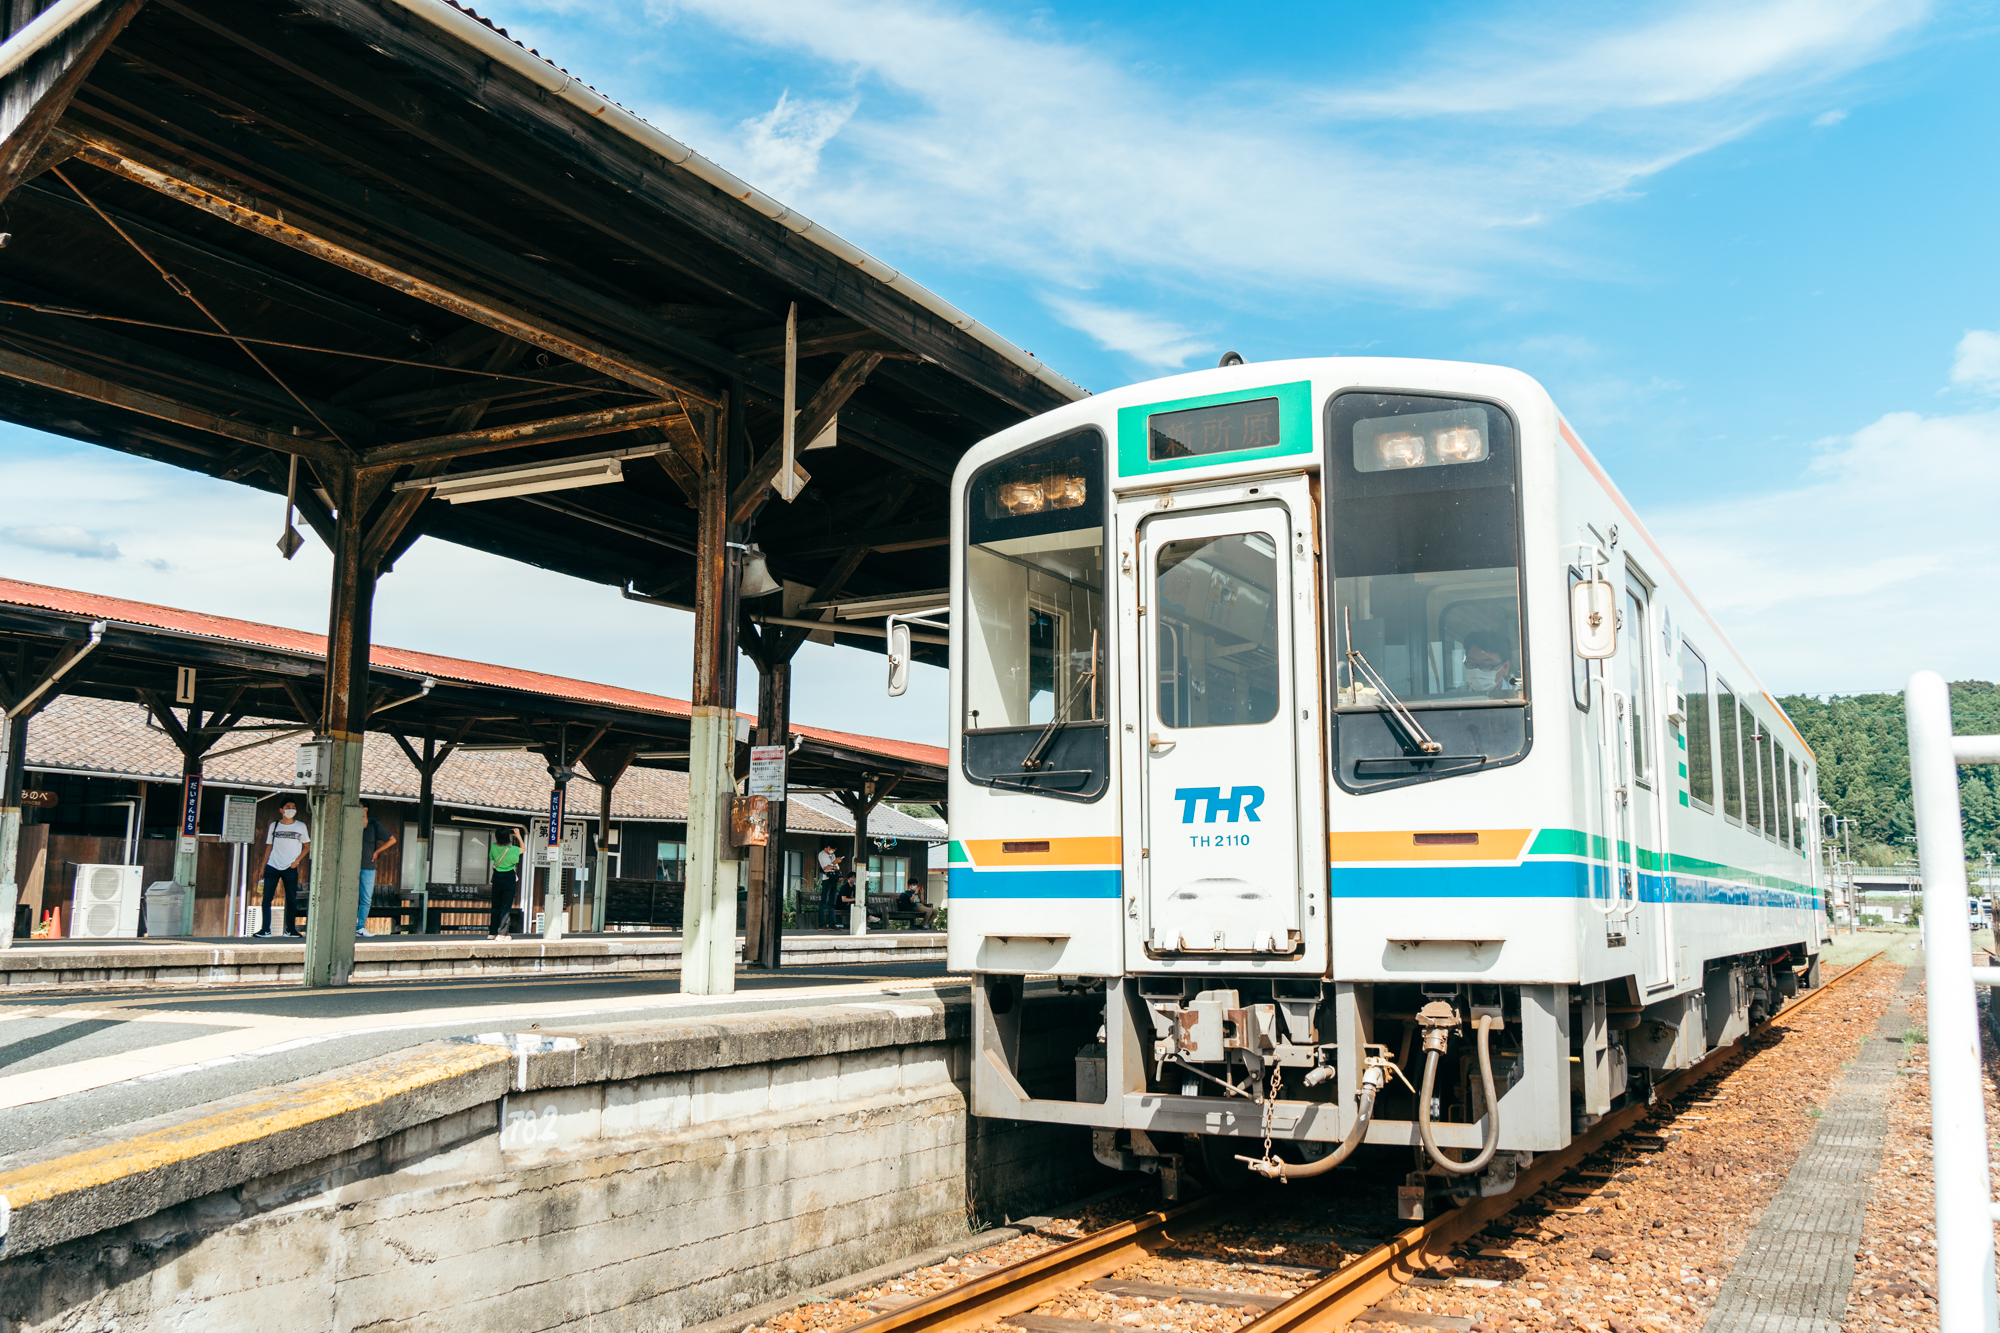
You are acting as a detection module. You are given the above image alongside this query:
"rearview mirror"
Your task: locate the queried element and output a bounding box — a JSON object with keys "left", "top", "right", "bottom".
{"left": 887, "top": 622, "right": 910, "bottom": 696}
{"left": 1570, "top": 579, "right": 1617, "bottom": 659}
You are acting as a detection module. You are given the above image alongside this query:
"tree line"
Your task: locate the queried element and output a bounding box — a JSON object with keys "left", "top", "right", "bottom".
{"left": 1778, "top": 680, "right": 2000, "bottom": 867}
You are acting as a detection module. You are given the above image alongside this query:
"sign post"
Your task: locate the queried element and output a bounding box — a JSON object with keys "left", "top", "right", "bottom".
{"left": 221, "top": 795, "right": 258, "bottom": 934}
{"left": 173, "top": 771, "right": 202, "bottom": 892}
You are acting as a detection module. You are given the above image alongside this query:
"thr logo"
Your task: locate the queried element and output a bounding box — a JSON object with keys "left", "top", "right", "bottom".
{"left": 1173, "top": 786, "right": 1265, "bottom": 824}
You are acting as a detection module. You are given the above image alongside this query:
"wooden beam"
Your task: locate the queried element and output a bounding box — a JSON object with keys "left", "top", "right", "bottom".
{"left": 0, "top": 345, "right": 352, "bottom": 471}
{"left": 728, "top": 352, "right": 882, "bottom": 525}
{"left": 0, "top": 0, "right": 146, "bottom": 204}
{"left": 0, "top": 283, "right": 382, "bottom": 440}
{"left": 773, "top": 520, "right": 946, "bottom": 559}
{"left": 60, "top": 128, "right": 715, "bottom": 407}
{"left": 68, "top": 51, "right": 978, "bottom": 476}
{"left": 362, "top": 399, "right": 688, "bottom": 470}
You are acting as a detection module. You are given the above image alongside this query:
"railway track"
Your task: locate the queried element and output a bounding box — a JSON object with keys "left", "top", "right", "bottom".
{"left": 841, "top": 954, "right": 1884, "bottom": 1333}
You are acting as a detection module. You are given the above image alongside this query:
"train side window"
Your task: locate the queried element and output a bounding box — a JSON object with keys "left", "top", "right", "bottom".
{"left": 1772, "top": 741, "right": 1790, "bottom": 846}
{"left": 1718, "top": 680, "right": 1744, "bottom": 824}
{"left": 1765, "top": 733, "right": 1783, "bottom": 842}
{"left": 1800, "top": 752, "right": 1816, "bottom": 844}
{"left": 960, "top": 426, "right": 1110, "bottom": 802}
{"left": 1746, "top": 712, "right": 1767, "bottom": 836}
{"left": 1680, "top": 642, "right": 1714, "bottom": 811}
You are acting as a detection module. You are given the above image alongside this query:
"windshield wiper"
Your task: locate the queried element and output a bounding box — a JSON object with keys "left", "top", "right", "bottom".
{"left": 1023, "top": 630, "right": 1100, "bottom": 772}
{"left": 1342, "top": 607, "right": 1441, "bottom": 756}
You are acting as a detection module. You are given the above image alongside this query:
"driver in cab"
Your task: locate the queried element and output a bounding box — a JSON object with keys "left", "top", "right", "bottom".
{"left": 1461, "top": 631, "right": 1521, "bottom": 699}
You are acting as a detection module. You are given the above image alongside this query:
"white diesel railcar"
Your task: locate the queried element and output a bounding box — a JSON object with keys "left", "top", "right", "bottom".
{"left": 940, "top": 357, "right": 1824, "bottom": 1201}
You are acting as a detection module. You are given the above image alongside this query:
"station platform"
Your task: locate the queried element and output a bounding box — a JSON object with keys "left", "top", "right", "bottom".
{"left": 0, "top": 927, "right": 945, "bottom": 991}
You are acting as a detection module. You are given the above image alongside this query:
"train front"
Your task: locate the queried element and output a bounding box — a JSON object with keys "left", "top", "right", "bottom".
{"left": 942, "top": 362, "right": 1586, "bottom": 1204}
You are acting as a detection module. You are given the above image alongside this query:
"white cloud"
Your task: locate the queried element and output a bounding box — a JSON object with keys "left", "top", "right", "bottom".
{"left": 1318, "top": 0, "right": 1925, "bottom": 121}
{"left": 2, "top": 523, "right": 120, "bottom": 560}
{"left": 738, "top": 91, "right": 857, "bottom": 198}
{"left": 1950, "top": 329, "right": 2000, "bottom": 394}
{"left": 1046, "top": 298, "right": 1208, "bottom": 370}
{"left": 1812, "top": 108, "right": 1850, "bottom": 126}
{"left": 642, "top": 0, "right": 1927, "bottom": 302}
{"left": 1652, "top": 403, "right": 2000, "bottom": 693}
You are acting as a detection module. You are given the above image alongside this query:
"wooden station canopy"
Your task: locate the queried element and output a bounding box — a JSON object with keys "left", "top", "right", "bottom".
{"left": 0, "top": 580, "right": 950, "bottom": 802}
{"left": 0, "top": 0, "right": 1083, "bottom": 651}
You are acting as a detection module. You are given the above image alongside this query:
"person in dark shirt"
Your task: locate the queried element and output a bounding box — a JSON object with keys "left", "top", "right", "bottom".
{"left": 356, "top": 806, "right": 398, "bottom": 937}
{"left": 895, "top": 884, "right": 938, "bottom": 928}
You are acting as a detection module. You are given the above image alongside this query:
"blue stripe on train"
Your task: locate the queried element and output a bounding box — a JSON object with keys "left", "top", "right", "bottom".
{"left": 1328, "top": 861, "right": 1816, "bottom": 907}
{"left": 947, "top": 867, "right": 1122, "bottom": 899}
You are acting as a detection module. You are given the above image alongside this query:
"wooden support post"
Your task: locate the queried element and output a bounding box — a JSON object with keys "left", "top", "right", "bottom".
{"left": 305, "top": 464, "right": 376, "bottom": 987}
{"left": 838, "top": 777, "right": 897, "bottom": 938}
{"left": 681, "top": 389, "right": 744, "bottom": 995}
{"left": 391, "top": 726, "right": 461, "bottom": 933}
{"left": 742, "top": 614, "right": 806, "bottom": 969}
{"left": 580, "top": 745, "right": 634, "bottom": 935}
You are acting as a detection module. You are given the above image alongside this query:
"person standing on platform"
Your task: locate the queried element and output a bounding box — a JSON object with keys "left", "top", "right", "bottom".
{"left": 356, "top": 806, "right": 397, "bottom": 938}
{"left": 817, "top": 841, "right": 843, "bottom": 927}
{"left": 252, "top": 799, "right": 310, "bottom": 938}
{"left": 489, "top": 828, "right": 523, "bottom": 940}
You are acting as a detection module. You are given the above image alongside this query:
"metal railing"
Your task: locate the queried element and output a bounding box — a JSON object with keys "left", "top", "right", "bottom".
{"left": 1905, "top": 670, "right": 2000, "bottom": 1333}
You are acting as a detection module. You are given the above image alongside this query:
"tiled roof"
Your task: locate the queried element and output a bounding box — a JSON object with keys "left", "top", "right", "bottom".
{"left": 21, "top": 696, "right": 907, "bottom": 836}
{"left": 0, "top": 577, "right": 945, "bottom": 768}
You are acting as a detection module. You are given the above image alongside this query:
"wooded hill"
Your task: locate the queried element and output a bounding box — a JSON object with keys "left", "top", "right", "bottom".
{"left": 1778, "top": 681, "right": 2000, "bottom": 866}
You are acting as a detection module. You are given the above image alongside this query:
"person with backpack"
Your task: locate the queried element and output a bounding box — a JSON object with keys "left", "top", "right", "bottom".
{"left": 252, "top": 799, "right": 310, "bottom": 938}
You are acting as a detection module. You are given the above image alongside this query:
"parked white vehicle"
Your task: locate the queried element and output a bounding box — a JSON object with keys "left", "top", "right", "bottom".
{"left": 939, "top": 357, "right": 1824, "bottom": 1199}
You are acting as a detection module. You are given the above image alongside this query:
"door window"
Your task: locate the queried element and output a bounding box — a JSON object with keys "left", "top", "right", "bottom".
{"left": 1155, "top": 531, "right": 1281, "bottom": 728}
{"left": 1625, "top": 588, "right": 1652, "bottom": 786}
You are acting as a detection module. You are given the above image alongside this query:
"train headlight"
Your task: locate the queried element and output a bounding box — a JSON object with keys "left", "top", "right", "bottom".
{"left": 998, "top": 480, "right": 1047, "bottom": 514}
{"left": 1373, "top": 430, "right": 1427, "bottom": 469}
{"left": 1432, "top": 425, "right": 1487, "bottom": 464}
{"left": 1047, "top": 474, "right": 1088, "bottom": 509}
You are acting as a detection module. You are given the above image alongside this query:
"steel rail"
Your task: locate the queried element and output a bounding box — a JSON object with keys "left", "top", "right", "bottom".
{"left": 1241, "top": 951, "right": 1885, "bottom": 1333}
{"left": 845, "top": 1193, "right": 1242, "bottom": 1333}
{"left": 841, "top": 952, "right": 1883, "bottom": 1333}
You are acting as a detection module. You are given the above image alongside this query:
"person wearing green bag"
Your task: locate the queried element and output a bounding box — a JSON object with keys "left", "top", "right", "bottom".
{"left": 489, "top": 829, "right": 523, "bottom": 939}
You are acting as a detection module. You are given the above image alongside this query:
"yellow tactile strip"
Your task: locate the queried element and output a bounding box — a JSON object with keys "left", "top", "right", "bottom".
{"left": 0, "top": 1040, "right": 509, "bottom": 1257}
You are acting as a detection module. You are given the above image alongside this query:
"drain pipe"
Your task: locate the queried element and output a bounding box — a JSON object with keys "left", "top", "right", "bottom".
{"left": 1416, "top": 1004, "right": 1502, "bottom": 1176}
{"left": 0, "top": 0, "right": 106, "bottom": 79}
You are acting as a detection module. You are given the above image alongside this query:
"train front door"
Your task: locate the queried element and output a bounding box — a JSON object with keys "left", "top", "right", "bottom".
{"left": 1131, "top": 493, "right": 1317, "bottom": 960}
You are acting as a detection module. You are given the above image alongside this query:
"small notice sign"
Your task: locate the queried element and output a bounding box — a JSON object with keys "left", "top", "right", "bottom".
{"left": 748, "top": 745, "right": 787, "bottom": 801}
{"left": 221, "top": 794, "right": 259, "bottom": 844}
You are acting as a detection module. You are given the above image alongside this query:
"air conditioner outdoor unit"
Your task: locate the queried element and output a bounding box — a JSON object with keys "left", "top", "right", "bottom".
{"left": 69, "top": 864, "right": 143, "bottom": 939}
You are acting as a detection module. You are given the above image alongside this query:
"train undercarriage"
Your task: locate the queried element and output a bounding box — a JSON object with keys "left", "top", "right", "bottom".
{"left": 972, "top": 947, "right": 1820, "bottom": 1208}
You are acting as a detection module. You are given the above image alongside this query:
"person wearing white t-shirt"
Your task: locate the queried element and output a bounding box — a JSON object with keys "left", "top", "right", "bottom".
{"left": 253, "top": 799, "right": 311, "bottom": 938}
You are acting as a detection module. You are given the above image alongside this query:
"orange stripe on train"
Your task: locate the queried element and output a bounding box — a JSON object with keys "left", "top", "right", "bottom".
{"left": 1327, "top": 830, "right": 1533, "bottom": 863}
{"left": 963, "top": 837, "right": 1122, "bottom": 867}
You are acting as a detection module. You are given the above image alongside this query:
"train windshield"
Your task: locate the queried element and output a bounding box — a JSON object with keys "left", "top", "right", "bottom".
{"left": 960, "top": 428, "right": 1110, "bottom": 801}
{"left": 1325, "top": 392, "right": 1528, "bottom": 790}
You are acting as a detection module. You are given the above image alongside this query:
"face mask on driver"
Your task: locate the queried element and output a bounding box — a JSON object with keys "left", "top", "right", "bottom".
{"left": 1465, "top": 666, "right": 1500, "bottom": 691}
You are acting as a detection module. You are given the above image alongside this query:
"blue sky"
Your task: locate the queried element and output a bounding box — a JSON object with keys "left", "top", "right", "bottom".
{"left": 4, "top": 0, "right": 1998, "bottom": 741}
